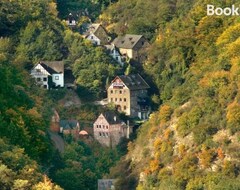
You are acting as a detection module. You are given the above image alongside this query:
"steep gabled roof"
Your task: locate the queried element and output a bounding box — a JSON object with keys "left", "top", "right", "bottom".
{"left": 95, "top": 111, "right": 124, "bottom": 125}
{"left": 60, "top": 120, "right": 79, "bottom": 130}
{"left": 112, "top": 74, "right": 150, "bottom": 90}
{"left": 40, "top": 61, "right": 64, "bottom": 74}
{"left": 113, "top": 34, "right": 143, "bottom": 49}
{"left": 103, "top": 111, "right": 123, "bottom": 125}
{"left": 82, "top": 23, "right": 102, "bottom": 36}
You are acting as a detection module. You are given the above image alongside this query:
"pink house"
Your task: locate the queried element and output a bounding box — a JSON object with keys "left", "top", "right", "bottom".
{"left": 93, "top": 111, "right": 132, "bottom": 147}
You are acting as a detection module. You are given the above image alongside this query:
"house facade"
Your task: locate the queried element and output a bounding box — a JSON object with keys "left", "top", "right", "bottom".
{"left": 104, "top": 44, "right": 125, "bottom": 66}
{"left": 93, "top": 112, "right": 131, "bottom": 147}
{"left": 60, "top": 120, "right": 80, "bottom": 137}
{"left": 31, "top": 61, "right": 64, "bottom": 89}
{"left": 107, "top": 74, "right": 150, "bottom": 120}
{"left": 112, "top": 34, "right": 149, "bottom": 63}
{"left": 66, "top": 13, "right": 77, "bottom": 27}
{"left": 82, "top": 23, "right": 109, "bottom": 45}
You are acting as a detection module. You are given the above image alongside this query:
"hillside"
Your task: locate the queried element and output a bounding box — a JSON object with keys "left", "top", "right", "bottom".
{"left": 1, "top": 0, "right": 240, "bottom": 189}
{"left": 0, "top": 0, "right": 120, "bottom": 189}
{"left": 101, "top": 0, "right": 240, "bottom": 189}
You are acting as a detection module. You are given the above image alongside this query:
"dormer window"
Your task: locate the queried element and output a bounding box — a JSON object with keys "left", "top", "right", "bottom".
{"left": 129, "top": 37, "right": 132, "bottom": 40}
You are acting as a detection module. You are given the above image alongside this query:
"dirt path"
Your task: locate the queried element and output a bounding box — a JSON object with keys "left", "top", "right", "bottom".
{"left": 48, "top": 131, "right": 65, "bottom": 153}
{"left": 59, "top": 90, "right": 82, "bottom": 107}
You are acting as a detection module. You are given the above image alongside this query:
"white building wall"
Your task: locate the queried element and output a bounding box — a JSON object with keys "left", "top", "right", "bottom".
{"left": 110, "top": 49, "right": 124, "bottom": 66}
{"left": 31, "top": 64, "right": 50, "bottom": 89}
{"left": 87, "top": 34, "right": 101, "bottom": 45}
{"left": 52, "top": 73, "right": 64, "bottom": 87}
{"left": 66, "top": 20, "right": 76, "bottom": 26}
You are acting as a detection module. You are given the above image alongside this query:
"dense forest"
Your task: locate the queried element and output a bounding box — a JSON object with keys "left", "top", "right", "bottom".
{"left": 1, "top": 0, "right": 240, "bottom": 189}
{"left": 100, "top": 0, "right": 240, "bottom": 189}
{"left": 0, "top": 0, "right": 120, "bottom": 189}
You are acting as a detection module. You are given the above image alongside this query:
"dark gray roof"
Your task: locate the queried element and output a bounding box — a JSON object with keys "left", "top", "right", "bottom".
{"left": 67, "top": 13, "right": 77, "bottom": 22}
{"left": 40, "top": 63, "right": 58, "bottom": 74}
{"left": 82, "top": 23, "right": 101, "bottom": 36}
{"left": 116, "top": 74, "right": 150, "bottom": 90}
{"left": 60, "top": 120, "right": 78, "bottom": 130}
{"left": 40, "top": 61, "right": 64, "bottom": 74}
{"left": 113, "top": 34, "right": 143, "bottom": 49}
{"left": 102, "top": 111, "right": 123, "bottom": 125}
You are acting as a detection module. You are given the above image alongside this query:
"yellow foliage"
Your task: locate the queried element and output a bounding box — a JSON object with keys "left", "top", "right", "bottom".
{"left": 159, "top": 105, "right": 172, "bottom": 123}
{"left": 198, "top": 148, "right": 215, "bottom": 169}
{"left": 164, "top": 128, "right": 172, "bottom": 139}
{"left": 216, "top": 23, "right": 240, "bottom": 46}
{"left": 217, "top": 148, "right": 225, "bottom": 160}
{"left": 154, "top": 138, "right": 162, "bottom": 150}
{"left": 226, "top": 101, "right": 240, "bottom": 125}
{"left": 149, "top": 159, "right": 160, "bottom": 172}
{"left": 199, "top": 71, "right": 229, "bottom": 88}
{"left": 178, "top": 144, "right": 186, "bottom": 157}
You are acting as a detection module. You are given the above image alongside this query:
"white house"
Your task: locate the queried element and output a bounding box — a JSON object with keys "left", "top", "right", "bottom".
{"left": 31, "top": 61, "right": 64, "bottom": 89}
{"left": 104, "top": 44, "right": 125, "bottom": 66}
{"left": 82, "top": 23, "right": 109, "bottom": 45}
{"left": 66, "top": 13, "right": 77, "bottom": 27}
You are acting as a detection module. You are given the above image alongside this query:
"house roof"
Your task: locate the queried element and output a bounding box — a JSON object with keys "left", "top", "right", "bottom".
{"left": 60, "top": 120, "right": 78, "bottom": 130}
{"left": 113, "top": 74, "right": 150, "bottom": 90}
{"left": 98, "top": 111, "right": 124, "bottom": 125}
{"left": 68, "top": 13, "right": 77, "bottom": 22}
{"left": 113, "top": 34, "right": 143, "bottom": 49}
{"left": 40, "top": 61, "right": 64, "bottom": 74}
{"left": 82, "top": 23, "right": 101, "bottom": 36}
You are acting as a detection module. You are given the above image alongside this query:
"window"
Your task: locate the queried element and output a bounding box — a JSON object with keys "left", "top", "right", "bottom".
{"left": 36, "top": 69, "right": 41, "bottom": 72}
{"left": 99, "top": 125, "right": 101, "bottom": 128}
{"left": 102, "top": 132, "right": 105, "bottom": 137}
{"left": 142, "top": 41, "right": 144, "bottom": 45}
{"left": 96, "top": 125, "right": 98, "bottom": 128}
{"left": 115, "top": 98, "right": 117, "bottom": 102}
{"left": 124, "top": 106, "right": 127, "bottom": 110}
{"left": 103, "top": 125, "right": 105, "bottom": 129}
{"left": 111, "top": 98, "right": 113, "bottom": 102}
{"left": 110, "top": 90, "right": 113, "bottom": 94}
{"left": 120, "top": 98, "right": 122, "bottom": 102}
{"left": 55, "top": 76, "right": 59, "bottom": 80}
{"left": 106, "top": 132, "right": 108, "bottom": 137}
{"left": 99, "top": 132, "right": 102, "bottom": 136}
{"left": 43, "top": 85, "right": 47, "bottom": 89}
{"left": 91, "top": 36, "right": 94, "bottom": 39}
{"left": 37, "top": 78, "right": 41, "bottom": 81}
{"left": 119, "top": 90, "right": 122, "bottom": 94}
{"left": 43, "top": 77, "right": 47, "bottom": 81}
{"left": 124, "top": 98, "right": 127, "bottom": 102}
{"left": 106, "top": 126, "right": 108, "bottom": 129}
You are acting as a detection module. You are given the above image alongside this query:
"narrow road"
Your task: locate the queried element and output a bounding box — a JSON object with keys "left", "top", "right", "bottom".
{"left": 48, "top": 131, "right": 65, "bottom": 153}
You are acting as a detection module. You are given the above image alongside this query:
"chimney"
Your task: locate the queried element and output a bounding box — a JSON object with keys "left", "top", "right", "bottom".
{"left": 127, "top": 120, "right": 130, "bottom": 139}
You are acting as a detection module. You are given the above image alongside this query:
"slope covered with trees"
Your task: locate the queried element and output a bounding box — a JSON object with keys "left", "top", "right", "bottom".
{"left": 0, "top": 0, "right": 120, "bottom": 189}
{"left": 101, "top": 0, "right": 240, "bottom": 189}
{"left": 2, "top": 0, "right": 240, "bottom": 189}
